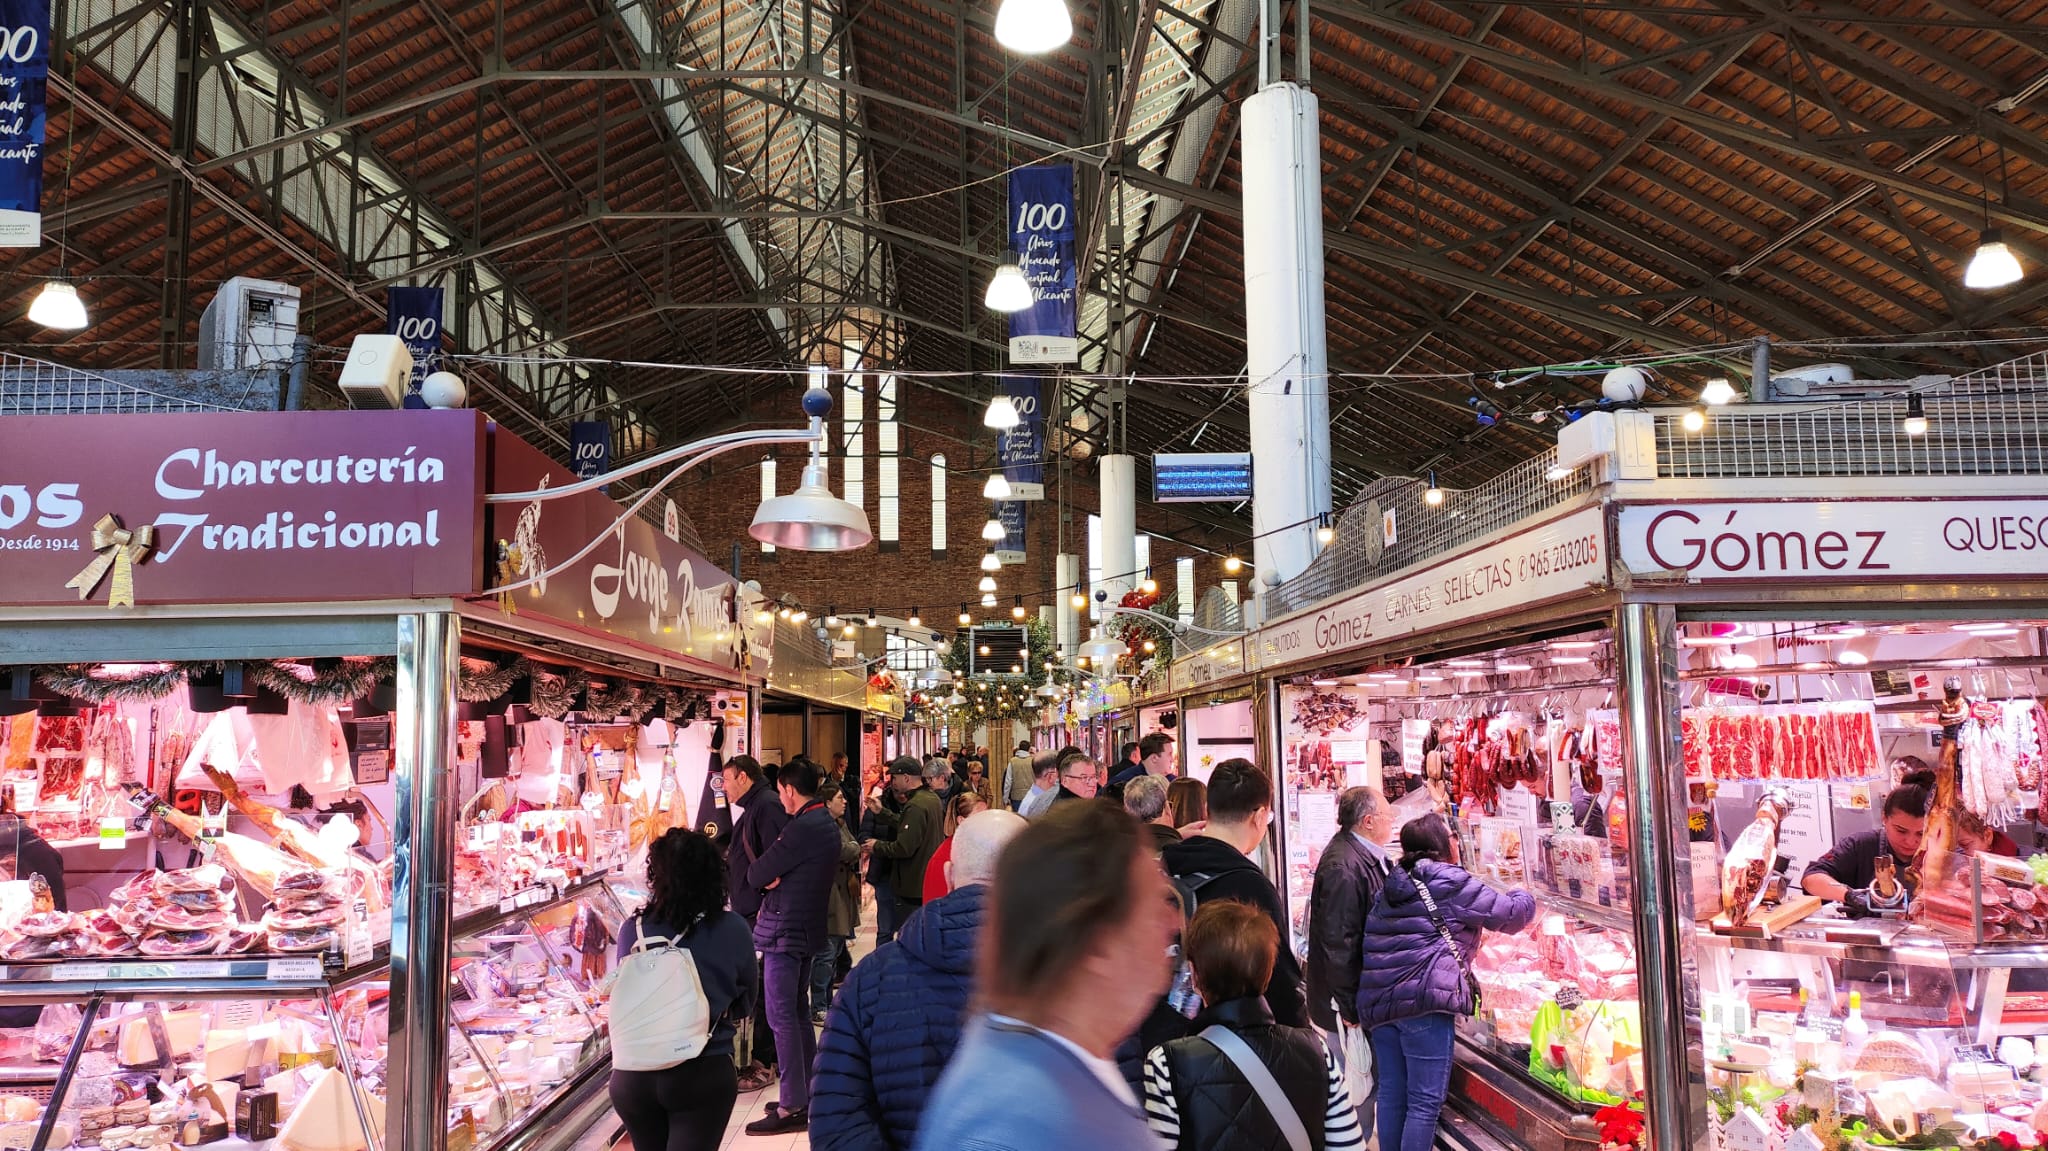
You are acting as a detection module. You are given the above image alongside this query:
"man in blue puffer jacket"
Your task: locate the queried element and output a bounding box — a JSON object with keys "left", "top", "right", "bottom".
{"left": 811, "top": 809, "right": 1029, "bottom": 1151}
{"left": 1355, "top": 813, "right": 1536, "bottom": 1151}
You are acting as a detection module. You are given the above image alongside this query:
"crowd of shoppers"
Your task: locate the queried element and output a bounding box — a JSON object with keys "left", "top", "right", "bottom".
{"left": 610, "top": 738, "right": 1532, "bottom": 1151}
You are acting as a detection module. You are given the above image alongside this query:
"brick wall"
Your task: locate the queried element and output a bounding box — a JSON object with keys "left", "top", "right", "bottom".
{"left": 667, "top": 384, "right": 1247, "bottom": 627}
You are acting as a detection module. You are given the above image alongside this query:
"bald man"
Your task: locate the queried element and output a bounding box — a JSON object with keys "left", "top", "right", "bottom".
{"left": 812, "top": 810, "right": 1029, "bottom": 1151}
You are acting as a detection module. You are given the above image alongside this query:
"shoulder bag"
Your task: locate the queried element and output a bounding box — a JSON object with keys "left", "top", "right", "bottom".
{"left": 1411, "top": 873, "right": 1484, "bottom": 1016}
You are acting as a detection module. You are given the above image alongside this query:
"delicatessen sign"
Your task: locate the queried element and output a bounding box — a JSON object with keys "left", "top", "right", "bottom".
{"left": 487, "top": 433, "right": 742, "bottom": 671}
{"left": 0, "top": 410, "right": 483, "bottom": 604}
{"left": 1253, "top": 507, "right": 1608, "bottom": 671}
{"left": 1618, "top": 499, "right": 2048, "bottom": 581}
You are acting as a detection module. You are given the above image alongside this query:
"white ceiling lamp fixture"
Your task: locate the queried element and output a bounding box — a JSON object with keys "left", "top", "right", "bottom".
{"left": 981, "top": 592, "right": 999, "bottom": 607}
{"left": 993, "top": 0, "right": 1072, "bottom": 54}
{"left": 983, "top": 472, "right": 1012, "bottom": 499}
{"left": 750, "top": 384, "right": 873, "bottom": 551}
{"left": 1901, "top": 394, "right": 1929, "bottom": 437}
{"left": 980, "top": 550, "right": 1001, "bottom": 572}
{"left": 978, "top": 575, "right": 998, "bottom": 592}
{"left": 982, "top": 391, "right": 1022, "bottom": 430}
{"left": 1966, "top": 230, "right": 2024, "bottom": 290}
{"left": 1423, "top": 472, "right": 1445, "bottom": 507}
{"left": 981, "top": 515, "right": 1007, "bottom": 541}
{"left": 1700, "top": 377, "right": 1739, "bottom": 405}
{"left": 1077, "top": 629, "right": 1128, "bottom": 664}
{"left": 983, "top": 263, "right": 1035, "bottom": 314}
{"left": 27, "top": 281, "right": 87, "bottom": 330}
{"left": 1681, "top": 407, "right": 1708, "bottom": 434}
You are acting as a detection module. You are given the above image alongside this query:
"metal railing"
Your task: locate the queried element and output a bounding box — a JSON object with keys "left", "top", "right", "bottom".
{"left": 0, "top": 354, "right": 251, "bottom": 416}
{"left": 1266, "top": 449, "right": 1594, "bottom": 617}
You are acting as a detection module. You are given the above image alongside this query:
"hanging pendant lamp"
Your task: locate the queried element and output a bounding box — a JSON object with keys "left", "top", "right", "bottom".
{"left": 994, "top": 0, "right": 1072, "bottom": 53}
{"left": 984, "top": 262, "right": 1034, "bottom": 313}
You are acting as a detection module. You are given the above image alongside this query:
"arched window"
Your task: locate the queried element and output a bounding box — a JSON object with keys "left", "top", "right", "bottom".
{"left": 1177, "top": 556, "right": 1196, "bottom": 624}
{"left": 930, "top": 454, "right": 947, "bottom": 553}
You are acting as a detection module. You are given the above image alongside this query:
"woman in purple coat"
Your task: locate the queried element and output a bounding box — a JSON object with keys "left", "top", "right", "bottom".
{"left": 1354, "top": 814, "right": 1534, "bottom": 1151}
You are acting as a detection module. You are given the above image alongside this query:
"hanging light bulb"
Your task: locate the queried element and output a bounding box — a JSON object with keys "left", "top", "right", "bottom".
{"left": 993, "top": 0, "right": 1072, "bottom": 53}
{"left": 754, "top": 607, "right": 774, "bottom": 624}
{"left": 1070, "top": 591, "right": 1087, "bottom": 610}
{"left": 981, "top": 550, "right": 1001, "bottom": 572}
{"left": 1012, "top": 597, "right": 1027, "bottom": 620}
{"left": 1423, "top": 472, "right": 1445, "bottom": 507}
{"left": 982, "top": 392, "right": 1022, "bottom": 428}
{"left": 985, "top": 262, "right": 1034, "bottom": 313}
{"left": 983, "top": 473, "right": 1012, "bottom": 499}
{"left": 1901, "top": 394, "right": 1929, "bottom": 437}
{"left": 1315, "top": 513, "right": 1335, "bottom": 545}
{"left": 982, "top": 515, "right": 1006, "bottom": 541}
{"left": 825, "top": 608, "right": 841, "bottom": 627}
{"left": 1700, "top": 377, "right": 1739, "bottom": 405}
{"left": 908, "top": 608, "right": 922, "bottom": 627}
{"left": 1139, "top": 576, "right": 1157, "bottom": 595}
{"left": 1965, "top": 229, "right": 2025, "bottom": 290}
{"left": 865, "top": 609, "right": 879, "bottom": 628}
{"left": 979, "top": 575, "right": 998, "bottom": 592}
{"left": 1223, "top": 554, "right": 1243, "bottom": 573}
{"left": 28, "top": 281, "right": 87, "bottom": 330}
{"left": 959, "top": 607, "right": 973, "bottom": 626}
{"left": 1681, "top": 407, "right": 1707, "bottom": 433}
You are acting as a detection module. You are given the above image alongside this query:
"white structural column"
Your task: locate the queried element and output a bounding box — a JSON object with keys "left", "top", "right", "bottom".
{"left": 1099, "top": 454, "right": 1139, "bottom": 604}
{"left": 1240, "top": 81, "right": 1332, "bottom": 592}
{"left": 1056, "top": 552, "right": 1081, "bottom": 656}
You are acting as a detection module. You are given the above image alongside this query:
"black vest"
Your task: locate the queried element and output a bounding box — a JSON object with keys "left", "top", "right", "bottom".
{"left": 1159, "top": 998, "right": 1329, "bottom": 1151}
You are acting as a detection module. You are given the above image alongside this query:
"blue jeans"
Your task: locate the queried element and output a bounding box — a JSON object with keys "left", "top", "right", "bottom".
{"left": 809, "top": 936, "right": 848, "bottom": 1016}
{"left": 873, "top": 878, "right": 898, "bottom": 944}
{"left": 762, "top": 951, "right": 816, "bottom": 1113}
{"left": 1370, "top": 1013, "right": 1457, "bottom": 1151}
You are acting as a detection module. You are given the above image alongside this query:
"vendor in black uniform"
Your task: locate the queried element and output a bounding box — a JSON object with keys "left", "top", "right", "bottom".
{"left": 1800, "top": 771, "right": 1933, "bottom": 914}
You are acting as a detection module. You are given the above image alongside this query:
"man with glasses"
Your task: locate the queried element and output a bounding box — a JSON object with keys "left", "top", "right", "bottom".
{"left": 1051, "top": 752, "right": 1100, "bottom": 808}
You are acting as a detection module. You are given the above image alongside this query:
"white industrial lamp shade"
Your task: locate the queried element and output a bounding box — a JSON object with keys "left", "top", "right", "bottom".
{"left": 980, "top": 550, "right": 1001, "bottom": 572}
{"left": 978, "top": 575, "right": 997, "bottom": 592}
{"left": 983, "top": 263, "right": 1034, "bottom": 313}
{"left": 981, "top": 516, "right": 1006, "bottom": 541}
{"left": 419, "top": 370, "right": 468, "bottom": 409}
{"left": 749, "top": 461, "right": 874, "bottom": 551}
{"left": 28, "top": 282, "right": 87, "bottom": 329}
{"left": 982, "top": 393, "right": 1021, "bottom": 429}
{"left": 993, "top": 0, "right": 1072, "bottom": 53}
{"left": 1077, "top": 631, "right": 1128, "bottom": 663}
{"left": 1965, "top": 230, "right": 2024, "bottom": 290}
{"left": 982, "top": 473, "right": 1012, "bottom": 499}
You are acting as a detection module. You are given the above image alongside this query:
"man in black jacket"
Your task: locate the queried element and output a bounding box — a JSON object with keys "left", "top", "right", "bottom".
{"left": 746, "top": 758, "right": 844, "bottom": 1134}
{"left": 1305, "top": 786, "right": 1393, "bottom": 1033}
{"left": 1159, "top": 758, "right": 1306, "bottom": 1026}
{"left": 718, "top": 754, "right": 789, "bottom": 1090}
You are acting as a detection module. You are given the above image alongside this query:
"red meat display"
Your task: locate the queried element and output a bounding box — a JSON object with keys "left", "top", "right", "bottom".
{"left": 1683, "top": 704, "right": 1881, "bottom": 782}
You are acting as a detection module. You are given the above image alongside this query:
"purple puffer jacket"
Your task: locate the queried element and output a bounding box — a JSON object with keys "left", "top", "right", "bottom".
{"left": 1355, "top": 859, "right": 1536, "bottom": 1029}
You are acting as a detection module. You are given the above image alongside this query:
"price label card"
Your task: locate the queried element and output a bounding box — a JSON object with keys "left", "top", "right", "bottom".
{"left": 498, "top": 899, "right": 517, "bottom": 916}
{"left": 98, "top": 816, "right": 127, "bottom": 850}
{"left": 50, "top": 962, "right": 112, "bottom": 982}
{"left": 265, "top": 957, "right": 323, "bottom": 980}
{"left": 109, "top": 962, "right": 181, "bottom": 980}
{"left": 345, "top": 926, "right": 372, "bottom": 968}
{"left": 214, "top": 1000, "right": 263, "bottom": 1030}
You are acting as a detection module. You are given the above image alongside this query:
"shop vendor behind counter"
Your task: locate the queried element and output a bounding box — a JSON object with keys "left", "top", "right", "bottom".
{"left": 1799, "top": 772, "right": 1932, "bottom": 913}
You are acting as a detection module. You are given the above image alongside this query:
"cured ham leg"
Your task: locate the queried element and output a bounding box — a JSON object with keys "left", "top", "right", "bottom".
{"left": 1723, "top": 791, "right": 1793, "bottom": 927}
{"left": 198, "top": 766, "right": 387, "bottom": 911}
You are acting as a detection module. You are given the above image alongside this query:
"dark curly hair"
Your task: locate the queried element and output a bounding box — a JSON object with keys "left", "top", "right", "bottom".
{"left": 642, "top": 827, "right": 728, "bottom": 930}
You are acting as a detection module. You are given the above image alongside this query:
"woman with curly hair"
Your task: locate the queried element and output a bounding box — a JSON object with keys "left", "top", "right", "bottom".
{"left": 610, "top": 828, "right": 757, "bottom": 1151}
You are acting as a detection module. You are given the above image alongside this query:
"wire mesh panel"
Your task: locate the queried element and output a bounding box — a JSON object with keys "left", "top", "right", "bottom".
{"left": 1267, "top": 450, "right": 1593, "bottom": 617}
{"left": 1655, "top": 398, "right": 2048, "bottom": 479}
{"left": 0, "top": 354, "right": 246, "bottom": 416}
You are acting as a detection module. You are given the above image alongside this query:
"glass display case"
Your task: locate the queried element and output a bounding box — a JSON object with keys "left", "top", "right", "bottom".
{"left": 0, "top": 877, "right": 622, "bottom": 1151}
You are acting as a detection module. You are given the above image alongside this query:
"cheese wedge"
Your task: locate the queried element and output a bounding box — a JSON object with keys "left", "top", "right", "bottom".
{"left": 116, "top": 1011, "right": 205, "bottom": 1064}
{"left": 202, "top": 1030, "right": 250, "bottom": 1082}
{"left": 277, "top": 1068, "right": 383, "bottom": 1151}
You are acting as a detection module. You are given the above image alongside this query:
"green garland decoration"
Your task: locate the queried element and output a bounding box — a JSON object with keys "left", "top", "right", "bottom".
{"left": 528, "top": 666, "right": 589, "bottom": 720}
{"left": 37, "top": 662, "right": 216, "bottom": 704}
{"left": 458, "top": 656, "right": 530, "bottom": 703}
{"left": 583, "top": 681, "right": 645, "bottom": 721}
{"left": 248, "top": 658, "right": 394, "bottom": 705}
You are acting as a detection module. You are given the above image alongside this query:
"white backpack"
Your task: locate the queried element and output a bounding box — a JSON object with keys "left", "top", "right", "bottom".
{"left": 607, "top": 920, "right": 713, "bottom": 1071}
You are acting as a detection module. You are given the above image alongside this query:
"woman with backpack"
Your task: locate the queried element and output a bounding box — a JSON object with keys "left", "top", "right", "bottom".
{"left": 609, "top": 828, "right": 757, "bottom": 1151}
{"left": 1355, "top": 814, "right": 1535, "bottom": 1151}
{"left": 1142, "top": 900, "right": 1363, "bottom": 1151}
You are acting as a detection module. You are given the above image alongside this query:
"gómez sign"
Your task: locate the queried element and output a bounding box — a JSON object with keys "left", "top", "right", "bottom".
{"left": 0, "top": 410, "right": 483, "bottom": 604}
{"left": 1252, "top": 506, "right": 1608, "bottom": 671}
{"left": 1617, "top": 499, "right": 2048, "bottom": 581}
